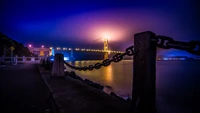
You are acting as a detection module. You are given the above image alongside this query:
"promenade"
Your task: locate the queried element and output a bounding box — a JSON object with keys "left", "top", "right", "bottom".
{"left": 0, "top": 64, "right": 51, "bottom": 113}
{"left": 0, "top": 64, "right": 131, "bottom": 113}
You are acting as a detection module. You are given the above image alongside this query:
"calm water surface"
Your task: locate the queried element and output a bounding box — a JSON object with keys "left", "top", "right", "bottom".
{"left": 66, "top": 60, "right": 200, "bottom": 113}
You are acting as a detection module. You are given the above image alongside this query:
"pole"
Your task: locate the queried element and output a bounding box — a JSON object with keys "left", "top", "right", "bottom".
{"left": 132, "top": 31, "right": 157, "bottom": 113}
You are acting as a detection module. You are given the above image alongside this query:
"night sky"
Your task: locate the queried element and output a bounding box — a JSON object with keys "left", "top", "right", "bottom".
{"left": 1, "top": 0, "right": 200, "bottom": 56}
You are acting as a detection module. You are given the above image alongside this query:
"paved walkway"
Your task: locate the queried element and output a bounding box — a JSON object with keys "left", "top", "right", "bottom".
{"left": 0, "top": 64, "right": 131, "bottom": 113}
{"left": 38, "top": 66, "right": 131, "bottom": 113}
{"left": 0, "top": 64, "right": 51, "bottom": 113}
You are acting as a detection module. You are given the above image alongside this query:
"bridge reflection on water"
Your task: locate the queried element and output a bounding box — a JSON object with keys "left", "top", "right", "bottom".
{"left": 65, "top": 60, "right": 200, "bottom": 113}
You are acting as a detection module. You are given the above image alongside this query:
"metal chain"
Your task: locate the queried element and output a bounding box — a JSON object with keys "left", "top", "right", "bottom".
{"left": 63, "top": 45, "right": 135, "bottom": 71}
{"left": 153, "top": 35, "right": 200, "bottom": 55}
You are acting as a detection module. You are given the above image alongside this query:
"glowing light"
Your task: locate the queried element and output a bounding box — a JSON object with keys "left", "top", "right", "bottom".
{"left": 108, "top": 50, "right": 111, "bottom": 54}
{"left": 42, "top": 45, "right": 44, "bottom": 48}
{"left": 64, "top": 57, "right": 69, "bottom": 61}
{"left": 104, "top": 65, "right": 113, "bottom": 82}
{"left": 56, "top": 47, "right": 61, "bottom": 50}
{"left": 28, "top": 44, "right": 32, "bottom": 48}
{"left": 102, "top": 33, "right": 110, "bottom": 41}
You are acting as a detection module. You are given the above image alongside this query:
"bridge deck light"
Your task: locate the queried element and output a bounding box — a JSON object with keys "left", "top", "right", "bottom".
{"left": 56, "top": 47, "right": 61, "bottom": 50}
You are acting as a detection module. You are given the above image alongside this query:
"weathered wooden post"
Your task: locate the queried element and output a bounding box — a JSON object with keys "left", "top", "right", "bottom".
{"left": 51, "top": 53, "right": 65, "bottom": 77}
{"left": 132, "top": 31, "right": 157, "bottom": 113}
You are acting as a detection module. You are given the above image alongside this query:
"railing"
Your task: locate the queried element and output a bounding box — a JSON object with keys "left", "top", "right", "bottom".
{"left": 50, "top": 31, "right": 200, "bottom": 113}
{"left": 0, "top": 56, "right": 47, "bottom": 64}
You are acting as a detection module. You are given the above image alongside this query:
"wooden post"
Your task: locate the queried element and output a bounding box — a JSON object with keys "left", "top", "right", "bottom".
{"left": 51, "top": 53, "right": 65, "bottom": 77}
{"left": 132, "top": 31, "right": 157, "bottom": 113}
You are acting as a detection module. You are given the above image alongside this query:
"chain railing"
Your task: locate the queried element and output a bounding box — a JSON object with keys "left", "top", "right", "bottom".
{"left": 152, "top": 35, "right": 200, "bottom": 55}
{"left": 50, "top": 31, "right": 200, "bottom": 113}
{"left": 63, "top": 35, "right": 200, "bottom": 71}
{"left": 63, "top": 45, "right": 135, "bottom": 71}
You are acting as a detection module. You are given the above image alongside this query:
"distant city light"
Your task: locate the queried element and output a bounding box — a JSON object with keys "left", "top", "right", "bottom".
{"left": 63, "top": 47, "right": 67, "bottom": 50}
{"left": 64, "top": 57, "right": 69, "bottom": 61}
{"left": 28, "top": 44, "right": 32, "bottom": 48}
{"left": 42, "top": 45, "right": 44, "bottom": 48}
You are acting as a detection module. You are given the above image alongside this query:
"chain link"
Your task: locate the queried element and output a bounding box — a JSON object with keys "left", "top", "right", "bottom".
{"left": 187, "top": 41, "right": 200, "bottom": 55}
{"left": 153, "top": 36, "right": 200, "bottom": 55}
{"left": 63, "top": 45, "right": 135, "bottom": 71}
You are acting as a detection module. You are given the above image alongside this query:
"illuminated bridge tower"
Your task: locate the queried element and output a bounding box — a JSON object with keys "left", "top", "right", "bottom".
{"left": 104, "top": 38, "right": 109, "bottom": 59}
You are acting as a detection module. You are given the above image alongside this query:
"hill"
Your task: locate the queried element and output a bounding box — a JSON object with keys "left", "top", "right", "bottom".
{"left": 0, "top": 32, "right": 34, "bottom": 57}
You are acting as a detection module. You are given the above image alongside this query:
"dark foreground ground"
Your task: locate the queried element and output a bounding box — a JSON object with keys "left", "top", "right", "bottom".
{"left": 0, "top": 64, "right": 130, "bottom": 113}
{"left": 0, "top": 64, "right": 51, "bottom": 113}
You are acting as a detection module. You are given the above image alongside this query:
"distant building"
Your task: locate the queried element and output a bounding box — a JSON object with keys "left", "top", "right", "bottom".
{"left": 28, "top": 47, "right": 50, "bottom": 56}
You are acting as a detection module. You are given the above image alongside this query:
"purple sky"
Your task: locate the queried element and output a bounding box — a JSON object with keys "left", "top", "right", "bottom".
{"left": 1, "top": 0, "right": 200, "bottom": 56}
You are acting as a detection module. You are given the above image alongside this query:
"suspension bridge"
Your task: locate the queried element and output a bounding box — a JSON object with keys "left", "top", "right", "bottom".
{"left": 29, "top": 38, "right": 124, "bottom": 60}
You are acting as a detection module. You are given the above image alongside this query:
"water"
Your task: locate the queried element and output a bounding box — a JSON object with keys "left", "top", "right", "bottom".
{"left": 66, "top": 60, "right": 133, "bottom": 97}
{"left": 66, "top": 60, "right": 200, "bottom": 113}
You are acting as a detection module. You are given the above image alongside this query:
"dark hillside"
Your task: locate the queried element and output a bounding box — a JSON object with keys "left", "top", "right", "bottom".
{"left": 0, "top": 32, "right": 34, "bottom": 57}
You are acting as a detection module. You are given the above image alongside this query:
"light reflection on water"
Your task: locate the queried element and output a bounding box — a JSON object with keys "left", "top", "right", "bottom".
{"left": 65, "top": 60, "right": 133, "bottom": 97}
{"left": 65, "top": 60, "right": 200, "bottom": 113}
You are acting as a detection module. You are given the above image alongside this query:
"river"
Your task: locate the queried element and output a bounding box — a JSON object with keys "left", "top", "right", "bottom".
{"left": 65, "top": 60, "right": 200, "bottom": 113}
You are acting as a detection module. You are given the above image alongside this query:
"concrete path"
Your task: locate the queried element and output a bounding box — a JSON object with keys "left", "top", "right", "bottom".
{"left": 38, "top": 65, "right": 131, "bottom": 113}
{"left": 0, "top": 64, "right": 51, "bottom": 113}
